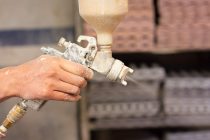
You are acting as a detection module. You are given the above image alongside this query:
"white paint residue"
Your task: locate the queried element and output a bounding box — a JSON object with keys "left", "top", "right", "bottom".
{"left": 40, "top": 57, "right": 47, "bottom": 61}
{"left": 5, "top": 70, "right": 10, "bottom": 76}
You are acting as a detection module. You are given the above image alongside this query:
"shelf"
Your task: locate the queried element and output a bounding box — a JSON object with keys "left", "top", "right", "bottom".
{"left": 89, "top": 116, "right": 210, "bottom": 130}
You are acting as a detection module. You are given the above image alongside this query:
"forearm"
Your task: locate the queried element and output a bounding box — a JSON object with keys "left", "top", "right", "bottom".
{"left": 0, "top": 67, "right": 18, "bottom": 101}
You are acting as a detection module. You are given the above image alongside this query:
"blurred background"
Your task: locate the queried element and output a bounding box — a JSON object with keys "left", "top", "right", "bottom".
{"left": 1, "top": 0, "right": 210, "bottom": 140}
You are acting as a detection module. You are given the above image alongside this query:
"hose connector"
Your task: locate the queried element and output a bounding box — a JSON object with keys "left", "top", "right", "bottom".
{"left": 0, "top": 103, "right": 27, "bottom": 137}
{"left": 106, "top": 59, "right": 134, "bottom": 86}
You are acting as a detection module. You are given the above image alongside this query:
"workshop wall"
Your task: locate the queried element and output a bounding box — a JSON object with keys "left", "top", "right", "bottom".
{"left": 0, "top": 0, "right": 76, "bottom": 66}
{"left": 0, "top": 99, "right": 78, "bottom": 140}
{"left": 0, "top": 1, "right": 79, "bottom": 140}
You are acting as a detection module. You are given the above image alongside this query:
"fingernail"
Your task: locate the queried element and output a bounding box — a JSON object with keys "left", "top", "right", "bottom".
{"left": 74, "top": 95, "right": 82, "bottom": 101}
{"left": 86, "top": 68, "right": 94, "bottom": 80}
{"left": 81, "top": 81, "right": 87, "bottom": 88}
{"left": 64, "top": 96, "right": 72, "bottom": 101}
{"left": 77, "top": 95, "right": 82, "bottom": 100}
{"left": 66, "top": 95, "right": 81, "bottom": 102}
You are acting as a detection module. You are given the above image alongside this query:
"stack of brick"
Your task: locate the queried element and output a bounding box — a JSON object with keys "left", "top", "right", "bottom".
{"left": 87, "top": 65, "right": 165, "bottom": 119}
{"left": 165, "top": 131, "right": 210, "bottom": 140}
{"left": 83, "top": 0, "right": 155, "bottom": 52}
{"left": 157, "top": 0, "right": 210, "bottom": 50}
{"left": 164, "top": 72, "right": 210, "bottom": 116}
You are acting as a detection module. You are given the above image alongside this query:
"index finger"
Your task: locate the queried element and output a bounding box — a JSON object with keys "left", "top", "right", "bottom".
{"left": 59, "top": 58, "right": 94, "bottom": 80}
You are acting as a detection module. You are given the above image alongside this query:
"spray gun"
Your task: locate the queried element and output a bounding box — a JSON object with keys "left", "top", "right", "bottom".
{"left": 0, "top": 0, "right": 132, "bottom": 137}
{"left": 0, "top": 36, "right": 133, "bottom": 137}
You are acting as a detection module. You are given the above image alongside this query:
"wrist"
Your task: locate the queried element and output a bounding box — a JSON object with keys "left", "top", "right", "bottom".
{"left": 0, "top": 66, "right": 19, "bottom": 100}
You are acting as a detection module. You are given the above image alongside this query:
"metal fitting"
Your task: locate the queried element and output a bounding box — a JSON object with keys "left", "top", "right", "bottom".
{"left": 0, "top": 103, "right": 27, "bottom": 137}
{"left": 53, "top": 36, "right": 133, "bottom": 86}
{"left": 106, "top": 60, "right": 133, "bottom": 85}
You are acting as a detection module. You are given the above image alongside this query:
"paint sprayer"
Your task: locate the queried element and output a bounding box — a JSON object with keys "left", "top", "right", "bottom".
{"left": 0, "top": 0, "right": 133, "bottom": 137}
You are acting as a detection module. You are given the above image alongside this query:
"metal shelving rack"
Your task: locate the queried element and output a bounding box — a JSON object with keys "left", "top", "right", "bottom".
{"left": 74, "top": 0, "right": 210, "bottom": 140}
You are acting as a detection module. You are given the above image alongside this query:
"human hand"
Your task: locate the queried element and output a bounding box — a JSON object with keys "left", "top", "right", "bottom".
{"left": 0, "top": 55, "right": 93, "bottom": 101}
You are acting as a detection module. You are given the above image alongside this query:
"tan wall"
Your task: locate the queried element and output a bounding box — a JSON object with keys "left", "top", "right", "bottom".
{"left": 0, "top": 0, "right": 76, "bottom": 30}
{"left": 0, "top": 1, "right": 79, "bottom": 140}
{"left": 0, "top": 46, "right": 42, "bottom": 66}
{"left": 0, "top": 0, "right": 77, "bottom": 66}
{"left": 0, "top": 99, "right": 78, "bottom": 140}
